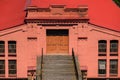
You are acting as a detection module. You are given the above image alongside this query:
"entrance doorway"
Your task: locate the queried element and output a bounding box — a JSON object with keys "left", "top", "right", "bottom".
{"left": 46, "top": 29, "right": 69, "bottom": 54}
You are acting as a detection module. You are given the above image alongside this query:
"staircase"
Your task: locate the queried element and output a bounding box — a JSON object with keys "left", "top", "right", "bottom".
{"left": 36, "top": 54, "right": 82, "bottom": 80}
{"left": 43, "top": 55, "right": 77, "bottom": 80}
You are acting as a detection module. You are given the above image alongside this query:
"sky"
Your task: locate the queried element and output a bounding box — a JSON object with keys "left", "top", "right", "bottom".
{"left": 0, "top": 0, "right": 120, "bottom": 31}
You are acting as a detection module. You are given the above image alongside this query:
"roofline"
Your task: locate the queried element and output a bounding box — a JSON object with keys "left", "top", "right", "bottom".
{"left": 0, "top": 22, "right": 119, "bottom": 33}
{"left": 25, "top": 5, "right": 88, "bottom": 11}
{"left": 0, "top": 23, "right": 25, "bottom": 31}
{"left": 88, "top": 22, "right": 120, "bottom": 33}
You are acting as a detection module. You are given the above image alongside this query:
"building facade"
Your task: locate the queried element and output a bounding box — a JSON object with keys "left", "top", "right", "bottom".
{"left": 0, "top": 5, "right": 120, "bottom": 80}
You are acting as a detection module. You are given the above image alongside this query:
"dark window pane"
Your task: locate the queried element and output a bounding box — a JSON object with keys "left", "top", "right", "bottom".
{"left": 9, "top": 49, "right": 16, "bottom": 53}
{"left": 9, "top": 60, "right": 16, "bottom": 74}
{"left": 0, "top": 61, "right": 4, "bottom": 64}
{"left": 110, "top": 60, "right": 118, "bottom": 74}
{"left": 9, "top": 60, "right": 16, "bottom": 64}
{"left": 0, "top": 45, "right": 4, "bottom": 48}
{"left": 0, "top": 60, "right": 5, "bottom": 74}
{"left": 98, "top": 40, "right": 107, "bottom": 52}
{"left": 0, "top": 65, "right": 5, "bottom": 69}
{"left": 8, "top": 41, "right": 16, "bottom": 53}
{"left": 110, "top": 40, "right": 118, "bottom": 52}
{"left": 9, "top": 70, "right": 16, "bottom": 74}
{"left": 46, "top": 29, "right": 68, "bottom": 36}
{"left": 9, "top": 65, "right": 16, "bottom": 69}
{"left": 0, "top": 41, "right": 5, "bottom": 53}
{"left": 0, "top": 70, "right": 5, "bottom": 74}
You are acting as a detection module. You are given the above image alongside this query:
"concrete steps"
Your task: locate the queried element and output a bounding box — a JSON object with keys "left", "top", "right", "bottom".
{"left": 43, "top": 55, "right": 73, "bottom": 60}
{"left": 41, "top": 55, "right": 77, "bottom": 80}
{"left": 43, "top": 59, "right": 74, "bottom": 64}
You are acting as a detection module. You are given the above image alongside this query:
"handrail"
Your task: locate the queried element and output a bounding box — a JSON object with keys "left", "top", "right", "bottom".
{"left": 72, "top": 48, "right": 82, "bottom": 80}
{"left": 40, "top": 48, "right": 43, "bottom": 80}
{"left": 36, "top": 48, "right": 43, "bottom": 80}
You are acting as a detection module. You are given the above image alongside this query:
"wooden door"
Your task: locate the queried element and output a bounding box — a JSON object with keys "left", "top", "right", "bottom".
{"left": 46, "top": 30, "right": 69, "bottom": 54}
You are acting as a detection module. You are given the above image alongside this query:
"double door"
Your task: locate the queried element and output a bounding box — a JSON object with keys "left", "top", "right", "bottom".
{"left": 46, "top": 30, "right": 69, "bottom": 54}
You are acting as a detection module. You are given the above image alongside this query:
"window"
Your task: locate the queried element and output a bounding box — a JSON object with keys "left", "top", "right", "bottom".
{"left": 98, "top": 60, "right": 106, "bottom": 74}
{"left": 0, "top": 60, "right": 5, "bottom": 75}
{"left": 9, "top": 60, "right": 17, "bottom": 75}
{"left": 110, "top": 40, "right": 118, "bottom": 52}
{"left": 98, "top": 40, "right": 107, "bottom": 52}
{"left": 110, "top": 60, "right": 118, "bottom": 74}
{"left": 0, "top": 41, "right": 5, "bottom": 54}
{"left": 8, "top": 41, "right": 16, "bottom": 53}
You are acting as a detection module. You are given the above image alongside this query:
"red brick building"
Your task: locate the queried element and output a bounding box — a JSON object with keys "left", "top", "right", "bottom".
{"left": 0, "top": 1, "right": 120, "bottom": 80}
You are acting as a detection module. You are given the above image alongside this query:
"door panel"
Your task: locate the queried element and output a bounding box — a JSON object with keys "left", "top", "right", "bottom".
{"left": 46, "top": 36, "right": 58, "bottom": 53}
{"left": 58, "top": 36, "right": 69, "bottom": 53}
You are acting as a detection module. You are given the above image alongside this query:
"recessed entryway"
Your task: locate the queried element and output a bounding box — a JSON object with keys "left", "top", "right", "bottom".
{"left": 46, "top": 29, "right": 69, "bottom": 55}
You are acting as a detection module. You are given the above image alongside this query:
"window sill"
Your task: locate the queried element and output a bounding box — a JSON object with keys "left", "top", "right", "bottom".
{"left": 98, "top": 52, "right": 106, "bottom": 56}
{"left": 110, "top": 52, "right": 118, "bottom": 56}
{"left": 8, "top": 53, "right": 16, "bottom": 57}
{"left": 98, "top": 74, "right": 106, "bottom": 77}
{"left": 0, "top": 53, "right": 5, "bottom": 57}
{"left": 9, "top": 74, "right": 17, "bottom": 77}
{"left": 0, "top": 74, "right": 5, "bottom": 77}
{"left": 110, "top": 74, "right": 118, "bottom": 77}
